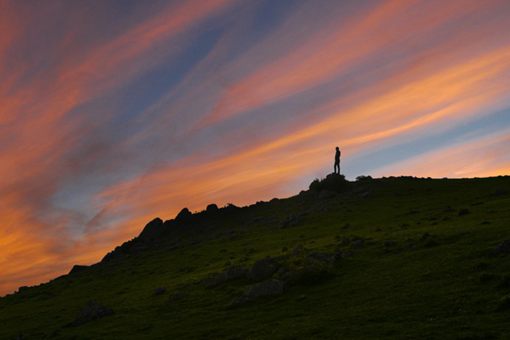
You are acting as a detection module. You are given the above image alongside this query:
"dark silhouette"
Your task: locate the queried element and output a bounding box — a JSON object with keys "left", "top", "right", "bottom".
{"left": 334, "top": 146, "right": 341, "bottom": 174}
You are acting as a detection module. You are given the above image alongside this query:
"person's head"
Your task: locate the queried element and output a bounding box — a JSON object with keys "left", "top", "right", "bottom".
{"left": 336, "top": 146, "right": 339, "bottom": 151}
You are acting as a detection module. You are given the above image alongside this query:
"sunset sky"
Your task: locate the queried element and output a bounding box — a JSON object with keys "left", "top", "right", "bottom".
{"left": 1, "top": 0, "right": 510, "bottom": 295}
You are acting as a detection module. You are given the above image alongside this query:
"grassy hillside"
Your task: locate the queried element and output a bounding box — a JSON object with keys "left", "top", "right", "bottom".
{"left": 1, "top": 175, "right": 510, "bottom": 339}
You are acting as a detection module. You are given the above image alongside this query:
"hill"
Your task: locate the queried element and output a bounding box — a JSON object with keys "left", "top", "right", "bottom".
{"left": 1, "top": 175, "right": 510, "bottom": 339}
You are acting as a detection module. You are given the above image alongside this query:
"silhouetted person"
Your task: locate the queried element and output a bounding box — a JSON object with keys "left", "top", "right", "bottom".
{"left": 334, "top": 147, "right": 341, "bottom": 174}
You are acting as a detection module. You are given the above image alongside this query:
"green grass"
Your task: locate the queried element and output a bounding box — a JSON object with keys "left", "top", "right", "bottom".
{"left": 1, "top": 176, "right": 510, "bottom": 339}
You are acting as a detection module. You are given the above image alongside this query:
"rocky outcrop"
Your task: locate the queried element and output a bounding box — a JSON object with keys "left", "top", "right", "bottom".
{"left": 66, "top": 301, "right": 113, "bottom": 327}
{"left": 138, "top": 217, "right": 164, "bottom": 242}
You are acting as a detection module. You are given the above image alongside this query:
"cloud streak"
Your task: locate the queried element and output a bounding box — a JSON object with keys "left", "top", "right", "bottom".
{"left": 0, "top": 0, "right": 509, "bottom": 295}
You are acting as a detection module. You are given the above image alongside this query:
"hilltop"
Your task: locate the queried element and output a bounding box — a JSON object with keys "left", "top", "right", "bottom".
{"left": 1, "top": 175, "right": 510, "bottom": 339}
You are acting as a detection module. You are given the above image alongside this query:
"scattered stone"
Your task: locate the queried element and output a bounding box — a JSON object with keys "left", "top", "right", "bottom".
{"left": 245, "top": 279, "right": 285, "bottom": 298}
{"left": 474, "top": 262, "right": 490, "bottom": 271}
{"left": 419, "top": 233, "right": 439, "bottom": 248}
{"left": 168, "top": 291, "right": 186, "bottom": 302}
{"left": 202, "top": 265, "right": 247, "bottom": 288}
{"left": 306, "top": 251, "right": 337, "bottom": 264}
{"left": 479, "top": 272, "right": 498, "bottom": 283}
{"left": 359, "top": 191, "right": 370, "bottom": 199}
{"left": 285, "top": 261, "right": 334, "bottom": 286}
{"left": 498, "top": 276, "right": 510, "bottom": 289}
{"left": 281, "top": 214, "right": 303, "bottom": 229}
{"left": 491, "top": 189, "right": 508, "bottom": 197}
{"left": 153, "top": 287, "right": 166, "bottom": 296}
{"left": 342, "top": 251, "right": 354, "bottom": 257}
{"left": 383, "top": 240, "right": 397, "bottom": 251}
{"left": 496, "top": 295, "right": 510, "bottom": 312}
{"left": 230, "top": 279, "right": 285, "bottom": 306}
{"left": 420, "top": 233, "right": 431, "bottom": 241}
{"left": 66, "top": 301, "right": 113, "bottom": 327}
{"left": 248, "top": 257, "right": 279, "bottom": 282}
{"left": 494, "top": 240, "right": 510, "bottom": 256}
{"left": 351, "top": 239, "right": 364, "bottom": 249}
{"left": 291, "top": 244, "right": 305, "bottom": 257}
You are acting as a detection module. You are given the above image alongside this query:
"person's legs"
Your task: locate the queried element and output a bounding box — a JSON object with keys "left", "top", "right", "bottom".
{"left": 334, "top": 162, "right": 339, "bottom": 174}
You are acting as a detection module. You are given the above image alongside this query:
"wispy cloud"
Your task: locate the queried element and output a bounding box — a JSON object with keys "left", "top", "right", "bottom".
{"left": 0, "top": 0, "right": 509, "bottom": 295}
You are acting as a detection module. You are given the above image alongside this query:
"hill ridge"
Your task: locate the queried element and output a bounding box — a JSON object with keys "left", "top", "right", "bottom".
{"left": 2, "top": 174, "right": 510, "bottom": 339}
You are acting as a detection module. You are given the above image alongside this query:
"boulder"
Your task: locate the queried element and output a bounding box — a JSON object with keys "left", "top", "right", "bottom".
{"left": 202, "top": 265, "right": 247, "bottom": 288}
{"left": 306, "top": 251, "right": 336, "bottom": 264}
{"left": 248, "top": 257, "right": 279, "bottom": 282}
{"left": 153, "top": 287, "right": 166, "bottom": 296}
{"left": 230, "top": 279, "right": 285, "bottom": 306}
{"left": 280, "top": 214, "right": 303, "bottom": 229}
{"left": 494, "top": 240, "right": 510, "bottom": 255}
{"left": 66, "top": 301, "right": 113, "bottom": 327}
{"left": 244, "top": 279, "right": 285, "bottom": 299}
{"left": 138, "top": 217, "right": 164, "bottom": 242}
{"left": 351, "top": 239, "right": 365, "bottom": 249}
{"left": 69, "top": 265, "right": 89, "bottom": 275}
{"left": 176, "top": 208, "right": 192, "bottom": 221}
{"left": 206, "top": 204, "right": 219, "bottom": 213}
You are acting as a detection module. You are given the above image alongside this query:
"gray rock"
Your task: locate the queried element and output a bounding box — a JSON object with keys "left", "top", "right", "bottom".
{"left": 384, "top": 240, "right": 397, "bottom": 248}
{"left": 280, "top": 214, "right": 303, "bottom": 229}
{"left": 138, "top": 217, "right": 164, "bottom": 242}
{"left": 230, "top": 279, "right": 285, "bottom": 306}
{"left": 168, "top": 291, "right": 186, "bottom": 302}
{"left": 306, "top": 252, "right": 336, "bottom": 264}
{"left": 202, "top": 265, "right": 247, "bottom": 288}
{"left": 248, "top": 257, "right": 279, "bottom": 281}
{"left": 176, "top": 208, "right": 192, "bottom": 221}
{"left": 351, "top": 239, "right": 365, "bottom": 249}
{"left": 291, "top": 244, "right": 305, "bottom": 257}
{"left": 494, "top": 240, "right": 510, "bottom": 255}
{"left": 245, "top": 279, "right": 285, "bottom": 299}
{"left": 67, "top": 301, "right": 113, "bottom": 327}
{"left": 153, "top": 287, "right": 166, "bottom": 296}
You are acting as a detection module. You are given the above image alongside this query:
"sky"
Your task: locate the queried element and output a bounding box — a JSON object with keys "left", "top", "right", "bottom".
{"left": 1, "top": 0, "right": 510, "bottom": 296}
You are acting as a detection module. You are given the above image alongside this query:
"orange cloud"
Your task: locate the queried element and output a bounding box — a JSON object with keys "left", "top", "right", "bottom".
{"left": 1, "top": 0, "right": 509, "bottom": 297}
{"left": 0, "top": 0, "right": 237, "bottom": 295}
{"left": 373, "top": 130, "right": 510, "bottom": 178}
{"left": 195, "top": 0, "right": 496, "bottom": 128}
